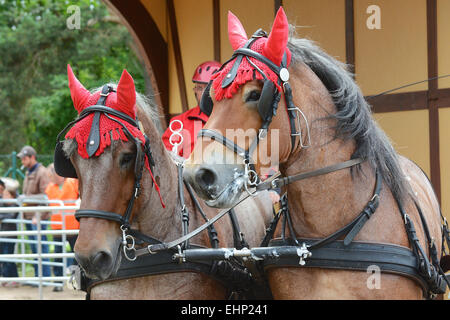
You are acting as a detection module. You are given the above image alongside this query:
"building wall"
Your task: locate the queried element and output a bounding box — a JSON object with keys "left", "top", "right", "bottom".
{"left": 438, "top": 0, "right": 450, "bottom": 89}
{"left": 283, "top": 0, "right": 346, "bottom": 62}
{"left": 354, "top": 0, "right": 428, "bottom": 96}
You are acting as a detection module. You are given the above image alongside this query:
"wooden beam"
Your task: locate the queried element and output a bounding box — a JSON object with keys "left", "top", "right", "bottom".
{"left": 427, "top": 0, "right": 441, "bottom": 203}
{"left": 345, "top": 0, "right": 355, "bottom": 74}
{"left": 368, "top": 88, "right": 450, "bottom": 112}
{"left": 213, "top": 0, "right": 221, "bottom": 62}
{"left": 105, "top": 0, "right": 169, "bottom": 129}
{"left": 274, "top": 0, "right": 283, "bottom": 16}
{"left": 167, "top": 0, "right": 189, "bottom": 113}
{"left": 367, "top": 91, "right": 428, "bottom": 113}
{"left": 436, "top": 88, "right": 450, "bottom": 108}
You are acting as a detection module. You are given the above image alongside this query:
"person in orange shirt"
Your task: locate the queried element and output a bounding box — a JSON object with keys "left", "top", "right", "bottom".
{"left": 45, "top": 163, "right": 79, "bottom": 292}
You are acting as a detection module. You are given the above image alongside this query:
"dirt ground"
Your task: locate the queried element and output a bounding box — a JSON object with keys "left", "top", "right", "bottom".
{"left": 0, "top": 284, "right": 86, "bottom": 300}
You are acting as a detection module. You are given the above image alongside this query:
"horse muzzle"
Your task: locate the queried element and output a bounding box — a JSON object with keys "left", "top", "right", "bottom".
{"left": 183, "top": 164, "right": 246, "bottom": 208}
{"left": 75, "top": 238, "right": 122, "bottom": 280}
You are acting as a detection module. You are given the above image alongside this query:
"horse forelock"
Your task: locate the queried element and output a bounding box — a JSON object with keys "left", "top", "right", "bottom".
{"left": 286, "top": 27, "right": 408, "bottom": 203}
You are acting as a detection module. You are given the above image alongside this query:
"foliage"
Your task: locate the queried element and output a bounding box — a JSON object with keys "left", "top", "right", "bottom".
{"left": 0, "top": 0, "right": 147, "bottom": 154}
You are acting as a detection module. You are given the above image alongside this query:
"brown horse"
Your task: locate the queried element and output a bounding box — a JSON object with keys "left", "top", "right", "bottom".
{"left": 184, "top": 8, "right": 448, "bottom": 299}
{"left": 59, "top": 67, "right": 273, "bottom": 299}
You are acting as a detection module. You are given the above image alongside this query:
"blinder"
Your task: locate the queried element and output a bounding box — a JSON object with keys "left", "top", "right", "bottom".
{"left": 54, "top": 141, "right": 77, "bottom": 178}
{"left": 257, "top": 80, "right": 279, "bottom": 125}
{"left": 199, "top": 81, "right": 213, "bottom": 117}
{"left": 54, "top": 85, "right": 117, "bottom": 179}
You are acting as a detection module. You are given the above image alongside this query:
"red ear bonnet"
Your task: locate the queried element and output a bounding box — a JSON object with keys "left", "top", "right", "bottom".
{"left": 228, "top": 11, "right": 249, "bottom": 51}
{"left": 67, "top": 64, "right": 92, "bottom": 113}
{"left": 211, "top": 7, "right": 291, "bottom": 101}
{"left": 65, "top": 65, "right": 141, "bottom": 159}
{"left": 116, "top": 69, "right": 137, "bottom": 118}
{"left": 264, "top": 7, "right": 290, "bottom": 66}
{"left": 64, "top": 65, "right": 165, "bottom": 207}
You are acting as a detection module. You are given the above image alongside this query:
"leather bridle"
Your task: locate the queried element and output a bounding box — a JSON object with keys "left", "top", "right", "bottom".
{"left": 54, "top": 85, "right": 158, "bottom": 231}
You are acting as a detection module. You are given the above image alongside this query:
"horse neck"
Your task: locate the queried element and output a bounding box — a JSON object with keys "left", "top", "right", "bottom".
{"left": 280, "top": 68, "right": 376, "bottom": 238}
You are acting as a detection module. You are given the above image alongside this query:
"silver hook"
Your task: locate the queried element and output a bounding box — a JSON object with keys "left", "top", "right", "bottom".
{"left": 288, "top": 106, "right": 311, "bottom": 149}
{"left": 121, "top": 225, "right": 137, "bottom": 261}
{"left": 243, "top": 159, "right": 259, "bottom": 197}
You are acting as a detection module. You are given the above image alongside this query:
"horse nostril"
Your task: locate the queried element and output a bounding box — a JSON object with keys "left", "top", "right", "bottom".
{"left": 195, "top": 168, "right": 217, "bottom": 188}
{"left": 75, "top": 253, "right": 88, "bottom": 269}
{"left": 92, "top": 251, "right": 113, "bottom": 271}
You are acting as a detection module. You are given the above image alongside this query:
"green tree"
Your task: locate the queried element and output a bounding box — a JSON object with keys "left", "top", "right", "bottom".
{"left": 0, "top": 0, "right": 148, "bottom": 154}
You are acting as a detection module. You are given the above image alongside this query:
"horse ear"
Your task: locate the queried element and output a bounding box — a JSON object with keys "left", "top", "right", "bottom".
{"left": 116, "top": 69, "right": 136, "bottom": 115}
{"left": 228, "top": 11, "right": 248, "bottom": 51}
{"left": 67, "top": 64, "right": 92, "bottom": 113}
{"left": 263, "top": 7, "right": 289, "bottom": 66}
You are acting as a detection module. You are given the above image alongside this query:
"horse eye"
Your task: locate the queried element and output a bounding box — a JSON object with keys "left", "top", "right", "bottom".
{"left": 245, "top": 90, "right": 261, "bottom": 103}
{"left": 120, "top": 153, "right": 134, "bottom": 168}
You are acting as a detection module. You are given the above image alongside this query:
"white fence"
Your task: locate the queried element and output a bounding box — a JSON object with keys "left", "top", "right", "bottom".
{"left": 0, "top": 197, "right": 79, "bottom": 299}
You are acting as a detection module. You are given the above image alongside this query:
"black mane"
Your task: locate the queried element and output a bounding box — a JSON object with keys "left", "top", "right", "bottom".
{"left": 287, "top": 35, "right": 408, "bottom": 202}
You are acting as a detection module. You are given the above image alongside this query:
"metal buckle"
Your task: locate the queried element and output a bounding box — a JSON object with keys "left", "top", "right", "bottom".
{"left": 404, "top": 213, "right": 409, "bottom": 225}
{"left": 243, "top": 159, "right": 259, "bottom": 196}
{"left": 297, "top": 243, "right": 312, "bottom": 266}
{"left": 66, "top": 265, "right": 82, "bottom": 291}
{"left": 271, "top": 178, "right": 279, "bottom": 189}
{"left": 121, "top": 225, "right": 137, "bottom": 261}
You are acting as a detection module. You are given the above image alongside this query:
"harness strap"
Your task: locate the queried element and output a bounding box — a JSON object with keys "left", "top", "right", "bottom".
{"left": 86, "top": 86, "right": 112, "bottom": 157}
{"left": 257, "top": 158, "right": 365, "bottom": 191}
{"left": 307, "top": 169, "right": 382, "bottom": 250}
{"left": 136, "top": 193, "right": 252, "bottom": 255}
{"left": 199, "top": 129, "right": 248, "bottom": 159}
{"left": 184, "top": 180, "right": 220, "bottom": 249}
{"left": 397, "top": 199, "right": 449, "bottom": 296}
{"left": 75, "top": 210, "right": 125, "bottom": 224}
{"left": 228, "top": 208, "right": 249, "bottom": 250}
{"left": 80, "top": 245, "right": 247, "bottom": 297}
{"left": 264, "top": 238, "right": 431, "bottom": 295}
{"left": 79, "top": 105, "right": 138, "bottom": 127}
{"left": 177, "top": 164, "right": 190, "bottom": 249}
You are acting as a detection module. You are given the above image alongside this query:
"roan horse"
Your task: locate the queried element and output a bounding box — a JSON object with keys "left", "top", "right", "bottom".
{"left": 184, "top": 8, "right": 450, "bottom": 299}
{"left": 55, "top": 65, "right": 273, "bottom": 299}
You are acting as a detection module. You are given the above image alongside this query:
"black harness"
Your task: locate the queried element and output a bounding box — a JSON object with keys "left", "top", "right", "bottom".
{"left": 54, "top": 86, "right": 271, "bottom": 299}
{"left": 55, "top": 58, "right": 450, "bottom": 298}
{"left": 196, "top": 29, "right": 450, "bottom": 299}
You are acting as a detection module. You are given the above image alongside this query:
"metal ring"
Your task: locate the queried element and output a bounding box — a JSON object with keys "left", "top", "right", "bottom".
{"left": 123, "top": 246, "right": 137, "bottom": 261}
{"left": 124, "top": 235, "right": 135, "bottom": 251}
{"left": 247, "top": 169, "right": 259, "bottom": 186}
{"left": 169, "top": 131, "right": 184, "bottom": 146}
{"left": 169, "top": 119, "right": 183, "bottom": 133}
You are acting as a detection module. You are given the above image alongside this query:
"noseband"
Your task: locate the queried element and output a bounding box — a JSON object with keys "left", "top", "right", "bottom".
{"left": 54, "top": 85, "right": 157, "bottom": 229}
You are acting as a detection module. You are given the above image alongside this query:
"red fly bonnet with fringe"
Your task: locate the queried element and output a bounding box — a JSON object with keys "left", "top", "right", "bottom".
{"left": 211, "top": 8, "right": 291, "bottom": 101}
{"left": 65, "top": 65, "right": 164, "bottom": 208}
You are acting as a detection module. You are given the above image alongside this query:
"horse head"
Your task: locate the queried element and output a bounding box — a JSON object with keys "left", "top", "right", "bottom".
{"left": 57, "top": 65, "right": 163, "bottom": 280}
{"left": 184, "top": 8, "right": 297, "bottom": 208}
